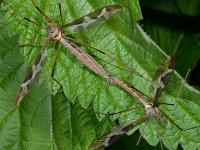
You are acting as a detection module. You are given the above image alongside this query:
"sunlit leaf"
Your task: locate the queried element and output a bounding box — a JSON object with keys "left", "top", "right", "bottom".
{"left": 0, "top": 0, "right": 200, "bottom": 150}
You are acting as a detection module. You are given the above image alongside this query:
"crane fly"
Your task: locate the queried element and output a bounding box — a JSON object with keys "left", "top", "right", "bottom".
{"left": 5, "top": 1, "right": 176, "bottom": 147}
{"left": 89, "top": 56, "right": 175, "bottom": 149}
{"left": 47, "top": 6, "right": 166, "bottom": 148}
{"left": 3, "top": 0, "right": 147, "bottom": 108}
{"left": 8, "top": 1, "right": 171, "bottom": 147}
{"left": 8, "top": 0, "right": 122, "bottom": 106}
{"left": 2, "top": 0, "right": 199, "bottom": 149}
{"left": 23, "top": 1, "right": 155, "bottom": 113}
{"left": 150, "top": 56, "right": 175, "bottom": 107}
{"left": 89, "top": 53, "right": 199, "bottom": 149}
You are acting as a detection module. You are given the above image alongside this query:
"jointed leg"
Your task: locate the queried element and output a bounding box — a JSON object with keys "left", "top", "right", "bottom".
{"left": 51, "top": 43, "right": 62, "bottom": 77}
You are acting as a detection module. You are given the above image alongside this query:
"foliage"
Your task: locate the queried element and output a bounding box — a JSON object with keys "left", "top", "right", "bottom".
{"left": 0, "top": 0, "right": 200, "bottom": 150}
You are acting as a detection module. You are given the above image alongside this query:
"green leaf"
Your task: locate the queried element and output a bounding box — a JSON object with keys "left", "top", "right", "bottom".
{"left": 1, "top": 0, "right": 200, "bottom": 150}
{"left": 0, "top": 24, "right": 113, "bottom": 149}
{"left": 51, "top": 91, "right": 113, "bottom": 150}
{"left": 0, "top": 0, "right": 3, "bottom": 5}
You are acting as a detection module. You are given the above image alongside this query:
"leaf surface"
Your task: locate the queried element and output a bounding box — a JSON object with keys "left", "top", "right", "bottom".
{"left": 0, "top": 0, "right": 200, "bottom": 150}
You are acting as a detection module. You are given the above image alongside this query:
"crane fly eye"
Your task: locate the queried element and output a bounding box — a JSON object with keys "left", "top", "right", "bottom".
{"left": 49, "top": 29, "right": 54, "bottom": 33}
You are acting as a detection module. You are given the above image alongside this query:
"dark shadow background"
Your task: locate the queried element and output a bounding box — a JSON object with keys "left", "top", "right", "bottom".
{"left": 140, "top": 0, "right": 200, "bottom": 87}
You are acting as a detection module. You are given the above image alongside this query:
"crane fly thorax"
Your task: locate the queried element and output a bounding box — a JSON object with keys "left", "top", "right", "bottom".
{"left": 45, "top": 17, "right": 62, "bottom": 40}
{"left": 145, "top": 104, "right": 159, "bottom": 117}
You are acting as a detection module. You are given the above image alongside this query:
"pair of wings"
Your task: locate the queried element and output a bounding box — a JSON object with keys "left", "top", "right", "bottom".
{"left": 16, "top": 4, "right": 122, "bottom": 106}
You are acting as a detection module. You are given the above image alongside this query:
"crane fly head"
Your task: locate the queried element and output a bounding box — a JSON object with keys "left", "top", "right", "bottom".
{"left": 145, "top": 104, "right": 159, "bottom": 117}
{"left": 44, "top": 17, "right": 61, "bottom": 40}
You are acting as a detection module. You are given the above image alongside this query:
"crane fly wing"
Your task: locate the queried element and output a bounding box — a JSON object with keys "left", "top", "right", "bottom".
{"left": 62, "top": 5, "right": 122, "bottom": 32}
{"left": 150, "top": 57, "right": 175, "bottom": 105}
{"left": 90, "top": 117, "right": 145, "bottom": 150}
{"left": 16, "top": 42, "right": 49, "bottom": 106}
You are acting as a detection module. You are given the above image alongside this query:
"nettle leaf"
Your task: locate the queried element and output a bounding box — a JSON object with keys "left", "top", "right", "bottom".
{"left": 51, "top": 91, "right": 113, "bottom": 150}
{"left": 0, "top": 23, "right": 113, "bottom": 150}
{"left": 0, "top": 29, "right": 21, "bottom": 149}
{"left": 0, "top": 0, "right": 200, "bottom": 150}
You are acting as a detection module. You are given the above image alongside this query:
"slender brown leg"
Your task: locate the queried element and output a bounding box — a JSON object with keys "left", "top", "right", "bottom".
{"left": 31, "top": 0, "right": 51, "bottom": 20}
{"left": 66, "top": 37, "right": 130, "bottom": 70}
{"left": 24, "top": 18, "right": 47, "bottom": 31}
{"left": 51, "top": 43, "right": 62, "bottom": 77}
{"left": 108, "top": 106, "right": 142, "bottom": 116}
{"left": 3, "top": 1, "right": 47, "bottom": 31}
{"left": 58, "top": 0, "right": 64, "bottom": 26}
{"left": 127, "top": 0, "right": 135, "bottom": 81}
{"left": 176, "top": 68, "right": 190, "bottom": 98}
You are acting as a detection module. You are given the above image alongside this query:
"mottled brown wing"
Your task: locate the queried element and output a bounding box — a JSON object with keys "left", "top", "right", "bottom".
{"left": 62, "top": 5, "right": 122, "bottom": 32}
{"left": 16, "top": 42, "right": 49, "bottom": 106}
